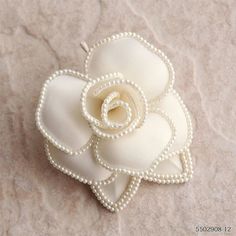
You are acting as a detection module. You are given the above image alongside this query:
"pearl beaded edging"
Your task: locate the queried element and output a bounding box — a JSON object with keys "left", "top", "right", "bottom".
{"left": 149, "top": 89, "right": 193, "bottom": 159}
{"left": 90, "top": 149, "right": 193, "bottom": 212}
{"left": 84, "top": 32, "right": 175, "bottom": 101}
{"left": 44, "top": 139, "right": 118, "bottom": 186}
{"left": 93, "top": 109, "right": 176, "bottom": 177}
{"left": 80, "top": 72, "right": 148, "bottom": 139}
{"left": 145, "top": 89, "right": 194, "bottom": 182}
{"left": 91, "top": 176, "right": 142, "bottom": 212}
{"left": 144, "top": 149, "right": 193, "bottom": 184}
{"left": 101, "top": 93, "right": 132, "bottom": 129}
{"left": 36, "top": 69, "right": 92, "bottom": 155}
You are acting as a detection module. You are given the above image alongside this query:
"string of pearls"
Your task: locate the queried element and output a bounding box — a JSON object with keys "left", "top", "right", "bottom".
{"left": 148, "top": 89, "right": 193, "bottom": 163}
{"left": 91, "top": 149, "right": 193, "bottom": 212}
{"left": 44, "top": 139, "right": 118, "bottom": 186}
{"left": 80, "top": 72, "right": 148, "bottom": 139}
{"left": 93, "top": 108, "right": 176, "bottom": 176}
{"left": 143, "top": 149, "right": 193, "bottom": 184}
{"left": 36, "top": 69, "right": 92, "bottom": 155}
{"left": 84, "top": 32, "right": 175, "bottom": 101}
{"left": 36, "top": 32, "right": 194, "bottom": 212}
{"left": 145, "top": 89, "right": 194, "bottom": 183}
{"left": 101, "top": 91, "right": 132, "bottom": 129}
{"left": 91, "top": 176, "right": 141, "bottom": 212}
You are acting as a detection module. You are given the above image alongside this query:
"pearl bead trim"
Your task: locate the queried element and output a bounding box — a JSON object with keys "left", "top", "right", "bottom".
{"left": 149, "top": 89, "right": 193, "bottom": 159}
{"left": 44, "top": 139, "right": 118, "bottom": 186}
{"left": 91, "top": 176, "right": 142, "bottom": 212}
{"left": 84, "top": 32, "right": 175, "bottom": 100}
{"left": 144, "top": 149, "right": 193, "bottom": 184}
{"left": 101, "top": 92, "right": 132, "bottom": 129}
{"left": 92, "top": 73, "right": 123, "bottom": 96}
{"left": 90, "top": 149, "right": 192, "bottom": 213}
{"left": 93, "top": 109, "right": 176, "bottom": 176}
{"left": 36, "top": 69, "right": 92, "bottom": 155}
{"left": 81, "top": 72, "right": 148, "bottom": 139}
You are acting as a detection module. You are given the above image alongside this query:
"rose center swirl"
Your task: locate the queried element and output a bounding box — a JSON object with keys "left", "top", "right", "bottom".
{"left": 81, "top": 74, "right": 148, "bottom": 139}
{"left": 100, "top": 91, "right": 132, "bottom": 129}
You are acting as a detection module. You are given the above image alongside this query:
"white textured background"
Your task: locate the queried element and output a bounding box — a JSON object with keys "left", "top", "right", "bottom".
{"left": 0, "top": 0, "right": 236, "bottom": 235}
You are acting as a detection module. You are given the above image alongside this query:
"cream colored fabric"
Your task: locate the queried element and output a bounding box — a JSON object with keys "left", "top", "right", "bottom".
{"left": 87, "top": 37, "right": 169, "bottom": 100}
{"left": 97, "top": 91, "right": 190, "bottom": 170}
{"left": 101, "top": 174, "right": 131, "bottom": 202}
{"left": 97, "top": 113, "right": 172, "bottom": 170}
{"left": 40, "top": 75, "right": 92, "bottom": 151}
{"left": 47, "top": 142, "right": 112, "bottom": 181}
{"left": 154, "top": 154, "right": 183, "bottom": 174}
{"left": 82, "top": 75, "right": 147, "bottom": 137}
{"left": 158, "top": 91, "right": 189, "bottom": 153}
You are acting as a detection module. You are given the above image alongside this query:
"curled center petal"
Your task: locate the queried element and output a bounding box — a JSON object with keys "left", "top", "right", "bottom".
{"left": 101, "top": 91, "right": 132, "bottom": 129}
{"left": 81, "top": 73, "right": 148, "bottom": 139}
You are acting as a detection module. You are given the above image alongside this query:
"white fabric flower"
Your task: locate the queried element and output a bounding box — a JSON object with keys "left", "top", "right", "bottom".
{"left": 36, "top": 32, "right": 193, "bottom": 212}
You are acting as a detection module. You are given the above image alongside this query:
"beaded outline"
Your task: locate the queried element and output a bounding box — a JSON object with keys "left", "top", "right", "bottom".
{"left": 93, "top": 109, "right": 176, "bottom": 176}
{"left": 91, "top": 176, "right": 142, "bottom": 212}
{"left": 144, "top": 149, "right": 193, "bottom": 183}
{"left": 84, "top": 32, "right": 193, "bottom": 172}
{"left": 92, "top": 88, "right": 193, "bottom": 177}
{"left": 84, "top": 32, "right": 175, "bottom": 101}
{"left": 44, "top": 139, "right": 118, "bottom": 186}
{"left": 148, "top": 89, "right": 193, "bottom": 160}
{"left": 90, "top": 149, "right": 193, "bottom": 213}
{"left": 36, "top": 69, "right": 93, "bottom": 155}
{"left": 80, "top": 72, "right": 148, "bottom": 139}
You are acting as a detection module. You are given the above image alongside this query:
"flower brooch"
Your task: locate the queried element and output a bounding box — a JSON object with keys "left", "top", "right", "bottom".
{"left": 36, "top": 32, "right": 193, "bottom": 212}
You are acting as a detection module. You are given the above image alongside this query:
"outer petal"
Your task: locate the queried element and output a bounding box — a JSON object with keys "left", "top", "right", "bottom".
{"left": 45, "top": 139, "right": 113, "bottom": 184}
{"left": 93, "top": 111, "right": 176, "bottom": 175}
{"left": 91, "top": 174, "right": 141, "bottom": 212}
{"left": 36, "top": 70, "right": 92, "bottom": 154}
{"left": 149, "top": 90, "right": 193, "bottom": 156}
{"left": 85, "top": 32, "right": 174, "bottom": 100}
{"left": 144, "top": 149, "right": 194, "bottom": 184}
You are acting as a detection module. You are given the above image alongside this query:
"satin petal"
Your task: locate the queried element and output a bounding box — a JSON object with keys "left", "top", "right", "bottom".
{"left": 86, "top": 34, "right": 173, "bottom": 100}
{"left": 94, "top": 112, "right": 175, "bottom": 173}
{"left": 36, "top": 73, "right": 92, "bottom": 154}
{"left": 45, "top": 140, "right": 113, "bottom": 183}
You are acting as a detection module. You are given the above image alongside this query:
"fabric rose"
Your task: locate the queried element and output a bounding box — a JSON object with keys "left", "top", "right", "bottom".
{"left": 36, "top": 32, "right": 193, "bottom": 212}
